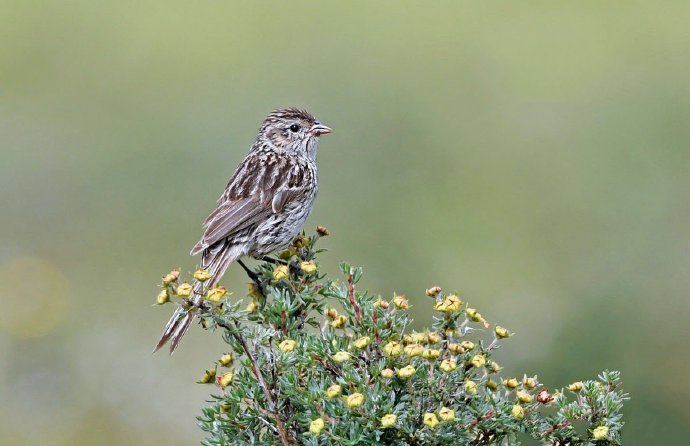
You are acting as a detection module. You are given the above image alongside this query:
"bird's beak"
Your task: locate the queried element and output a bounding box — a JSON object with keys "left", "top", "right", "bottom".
{"left": 310, "top": 123, "right": 332, "bottom": 136}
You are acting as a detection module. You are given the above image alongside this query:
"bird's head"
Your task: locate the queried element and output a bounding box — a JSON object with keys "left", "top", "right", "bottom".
{"left": 259, "top": 108, "right": 332, "bottom": 160}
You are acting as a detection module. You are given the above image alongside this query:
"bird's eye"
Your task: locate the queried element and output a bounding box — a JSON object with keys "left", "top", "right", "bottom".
{"left": 289, "top": 124, "right": 300, "bottom": 132}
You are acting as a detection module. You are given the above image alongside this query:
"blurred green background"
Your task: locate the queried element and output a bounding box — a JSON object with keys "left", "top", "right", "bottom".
{"left": 1, "top": 1, "right": 688, "bottom": 444}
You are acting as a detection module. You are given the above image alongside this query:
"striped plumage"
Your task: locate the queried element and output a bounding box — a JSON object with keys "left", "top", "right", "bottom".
{"left": 155, "top": 108, "right": 331, "bottom": 353}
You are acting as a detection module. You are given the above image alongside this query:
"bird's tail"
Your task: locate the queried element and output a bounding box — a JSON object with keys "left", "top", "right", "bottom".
{"left": 154, "top": 305, "right": 196, "bottom": 354}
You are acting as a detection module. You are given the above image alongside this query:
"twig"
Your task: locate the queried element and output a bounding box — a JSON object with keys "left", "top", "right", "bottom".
{"left": 347, "top": 273, "right": 362, "bottom": 323}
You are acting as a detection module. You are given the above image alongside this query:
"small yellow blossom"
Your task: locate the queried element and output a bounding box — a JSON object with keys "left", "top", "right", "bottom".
{"left": 245, "top": 301, "right": 258, "bottom": 313}
{"left": 207, "top": 286, "right": 228, "bottom": 302}
{"left": 392, "top": 294, "right": 409, "bottom": 310}
{"left": 383, "top": 341, "right": 402, "bottom": 357}
{"left": 435, "top": 294, "right": 463, "bottom": 313}
{"left": 425, "top": 286, "right": 442, "bottom": 297}
{"left": 440, "top": 358, "right": 457, "bottom": 372}
{"left": 325, "top": 308, "right": 339, "bottom": 319}
{"left": 329, "top": 315, "right": 347, "bottom": 329}
{"left": 380, "top": 368, "right": 395, "bottom": 379}
{"left": 309, "top": 418, "right": 325, "bottom": 435}
{"left": 464, "top": 380, "right": 478, "bottom": 395}
{"left": 488, "top": 361, "right": 502, "bottom": 373}
{"left": 272, "top": 265, "right": 289, "bottom": 281}
{"left": 404, "top": 343, "right": 424, "bottom": 357}
{"left": 353, "top": 336, "right": 370, "bottom": 349}
{"left": 198, "top": 368, "right": 216, "bottom": 384}
{"left": 504, "top": 378, "right": 519, "bottom": 389}
{"left": 326, "top": 384, "right": 342, "bottom": 398}
{"left": 466, "top": 308, "right": 487, "bottom": 325}
{"left": 397, "top": 365, "right": 416, "bottom": 379}
{"left": 300, "top": 261, "right": 317, "bottom": 274}
{"left": 439, "top": 407, "right": 455, "bottom": 422}
{"left": 517, "top": 391, "right": 533, "bottom": 403}
{"left": 346, "top": 392, "right": 364, "bottom": 408}
{"left": 162, "top": 270, "right": 180, "bottom": 285}
{"left": 511, "top": 404, "right": 525, "bottom": 419}
{"left": 332, "top": 351, "right": 350, "bottom": 363}
{"left": 410, "top": 332, "right": 427, "bottom": 344}
{"left": 460, "top": 340, "right": 475, "bottom": 351}
{"left": 373, "top": 298, "right": 390, "bottom": 309}
{"left": 448, "top": 343, "right": 463, "bottom": 354}
{"left": 495, "top": 326, "right": 511, "bottom": 339}
{"left": 278, "top": 339, "right": 296, "bottom": 352}
{"left": 427, "top": 332, "right": 442, "bottom": 344}
{"left": 523, "top": 376, "right": 537, "bottom": 389}
{"left": 380, "top": 413, "right": 397, "bottom": 428}
{"left": 470, "top": 354, "right": 486, "bottom": 368}
{"left": 592, "top": 426, "right": 609, "bottom": 441}
{"left": 218, "top": 353, "right": 233, "bottom": 367}
{"left": 422, "top": 349, "right": 441, "bottom": 361}
{"left": 486, "top": 379, "right": 499, "bottom": 391}
{"left": 176, "top": 282, "right": 193, "bottom": 297}
{"left": 568, "top": 382, "right": 583, "bottom": 392}
{"left": 217, "top": 371, "right": 234, "bottom": 388}
{"left": 156, "top": 289, "right": 169, "bottom": 305}
{"left": 423, "top": 413, "right": 440, "bottom": 428}
{"left": 193, "top": 269, "right": 211, "bottom": 282}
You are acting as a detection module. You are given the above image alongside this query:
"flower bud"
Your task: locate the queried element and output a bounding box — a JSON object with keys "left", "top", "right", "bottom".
{"left": 466, "top": 308, "right": 487, "bottom": 324}
{"left": 435, "top": 294, "right": 463, "bottom": 313}
{"left": 460, "top": 341, "right": 475, "bottom": 351}
{"left": 380, "top": 368, "right": 395, "bottom": 379}
{"left": 440, "top": 359, "right": 457, "bottom": 373}
{"left": 292, "top": 234, "right": 307, "bottom": 248}
{"left": 316, "top": 225, "right": 330, "bottom": 236}
{"left": 207, "top": 286, "right": 228, "bottom": 302}
{"left": 300, "top": 261, "right": 317, "bottom": 274}
{"left": 404, "top": 343, "right": 424, "bottom": 357}
{"left": 495, "top": 326, "right": 511, "bottom": 339}
{"left": 353, "top": 336, "right": 370, "bottom": 349}
{"left": 162, "top": 270, "right": 180, "bottom": 286}
{"left": 511, "top": 404, "right": 525, "bottom": 419}
{"left": 423, "top": 413, "right": 440, "bottom": 428}
{"left": 176, "top": 282, "right": 193, "bottom": 297}
{"left": 383, "top": 341, "right": 402, "bottom": 357}
{"left": 425, "top": 286, "right": 442, "bottom": 297}
{"left": 326, "top": 384, "right": 342, "bottom": 398}
{"left": 309, "top": 418, "right": 325, "bottom": 435}
{"left": 504, "top": 378, "right": 519, "bottom": 389}
{"left": 272, "top": 265, "right": 289, "bottom": 281}
{"left": 325, "top": 308, "right": 339, "bottom": 319}
{"left": 218, "top": 353, "right": 233, "bottom": 367}
{"left": 464, "top": 380, "right": 478, "bottom": 395}
{"left": 488, "top": 361, "right": 502, "bottom": 373}
{"left": 438, "top": 407, "right": 455, "bottom": 422}
{"left": 516, "top": 391, "right": 533, "bottom": 403}
{"left": 523, "top": 376, "right": 537, "bottom": 389}
{"left": 427, "top": 332, "right": 442, "bottom": 344}
{"left": 380, "top": 413, "right": 396, "bottom": 428}
{"left": 156, "top": 289, "right": 170, "bottom": 305}
{"left": 537, "top": 389, "right": 552, "bottom": 404}
{"left": 397, "top": 365, "right": 416, "bottom": 379}
{"left": 410, "top": 332, "right": 427, "bottom": 344}
{"left": 217, "top": 371, "right": 234, "bottom": 388}
{"left": 332, "top": 351, "right": 350, "bottom": 363}
{"left": 279, "top": 339, "right": 296, "bottom": 352}
{"left": 329, "top": 315, "right": 347, "bottom": 329}
{"left": 373, "top": 298, "right": 390, "bottom": 309}
{"left": 592, "top": 426, "right": 609, "bottom": 441}
{"left": 486, "top": 379, "right": 499, "bottom": 391}
{"left": 567, "top": 382, "right": 583, "bottom": 393}
{"left": 346, "top": 392, "right": 364, "bottom": 408}
{"left": 245, "top": 301, "right": 258, "bottom": 313}
{"left": 470, "top": 354, "right": 486, "bottom": 368}
{"left": 198, "top": 368, "right": 216, "bottom": 384}
{"left": 193, "top": 269, "right": 211, "bottom": 282}
{"left": 447, "top": 343, "right": 463, "bottom": 354}
{"left": 422, "top": 349, "right": 441, "bottom": 361}
{"left": 392, "top": 294, "right": 409, "bottom": 310}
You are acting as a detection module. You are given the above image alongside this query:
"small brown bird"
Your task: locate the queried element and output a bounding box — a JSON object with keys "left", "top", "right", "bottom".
{"left": 155, "top": 108, "right": 331, "bottom": 353}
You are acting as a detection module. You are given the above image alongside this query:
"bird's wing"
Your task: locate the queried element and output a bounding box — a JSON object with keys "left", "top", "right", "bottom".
{"left": 190, "top": 152, "right": 303, "bottom": 255}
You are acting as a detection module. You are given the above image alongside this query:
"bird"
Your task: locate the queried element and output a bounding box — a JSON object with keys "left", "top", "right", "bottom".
{"left": 155, "top": 107, "right": 331, "bottom": 353}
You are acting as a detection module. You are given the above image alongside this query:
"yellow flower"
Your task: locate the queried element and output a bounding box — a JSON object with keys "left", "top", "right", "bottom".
{"left": 383, "top": 341, "right": 402, "bottom": 357}
{"left": 568, "top": 382, "right": 583, "bottom": 392}
{"left": 517, "top": 391, "right": 533, "bottom": 403}
{"left": 198, "top": 368, "right": 216, "bottom": 384}
{"left": 278, "top": 339, "right": 296, "bottom": 352}
{"left": 329, "top": 315, "right": 347, "bottom": 328}
{"left": 272, "top": 265, "right": 289, "bottom": 281}
{"left": 495, "top": 326, "right": 511, "bottom": 339}
{"left": 346, "top": 392, "right": 364, "bottom": 408}
{"left": 447, "top": 343, "right": 463, "bottom": 354}
{"left": 353, "top": 336, "right": 370, "bottom": 349}
{"left": 392, "top": 294, "right": 409, "bottom": 310}
{"left": 162, "top": 270, "right": 180, "bottom": 285}
{"left": 309, "top": 418, "right": 325, "bottom": 435}
{"left": 439, "top": 407, "right": 455, "bottom": 422}
{"left": 425, "top": 286, "right": 442, "bottom": 297}
{"left": 380, "top": 413, "right": 397, "bottom": 428}
{"left": 207, "top": 286, "right": 228, "bottom": 302}
{"left": 427, "top": 332, "right": 442, "bottom": 344}
{"left": 397, "top": 365, "right": 416, "bottom": 379}
{"left": 156, "top": 289, "right": 169, "bottom": 305}
{"left": 176, "top": 282, "right": 193, "bottom": 297}
{"left": 404, "top": 343, "right": 424, "bottom": 357}
{"left": 373, "top": 298, "right": 390, "bottom": 309}
{"left": 218, "top": 353, "right": 233, "bottom": 367}
{"left": 440, "top": 358, "right": 457, "bottom": 372}
{"left": 217, "top": 371, "right": 234, "bottom": 388}
{"left": 460, "top": 340, "right": 475, "bottom": 351}
{"left": 245, "top": 301, "right": 258, "bottom": 313}
{"left": 410, "top": 332, "right": 427, "bottom": 344}
{"left": 504, "top": 378, "right": 519, "bottom": 389}
{"left": 300, "top": 261, "right": 317, "bottom": 274}
{"left": 422, "top": 349, "right": 440, "bottom": 361}
{"left": 466, "top": 308, "right": 487, "bottom": 324}
{"left": 464, "top": 380, "right": 478, "bottom": 395}
{"left": 326, "top": 384, "right": 342, "bottom": 398}
{"left": 523, "top": 376, "right": 537, "bottom": 389}
{"left": 325, "top": 308, "right": 339, "bottom": 319}
{"left": 332, "top": 351, "right": 350, "bottom": 363}
{"left": 470, "top": 354, "right": 486, "bottom": 368}
{"left": 486, "top": 379, "right": 499, "bottom": 391}
{"left": 592, "top": 426, "right": 609, "bottom": 441}
{"left": 380, "top": 368, "right": 395, "bottom": 379}
{"left": 423, "top": 413, "right": 440, "bottom": 428}
{"left": 193, "top": 269, "right": 211, "bottom": 282}
{"left": 511, "top": 404, "right": 525, "bottom": 419}
{"left": 435, "top": 294, "right": 463, "bottom": 313}
{"left": 488, "top": 361, "right": 502, "bottom": 373}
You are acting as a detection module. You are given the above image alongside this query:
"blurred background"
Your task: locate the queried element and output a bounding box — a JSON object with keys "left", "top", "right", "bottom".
{"left": 1, "top": 1, "right": 688, "bottom": 444}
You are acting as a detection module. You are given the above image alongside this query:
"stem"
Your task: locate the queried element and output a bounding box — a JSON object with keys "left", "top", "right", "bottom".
{"left": 347, "top": 273, "right": 362, "bottom": 323}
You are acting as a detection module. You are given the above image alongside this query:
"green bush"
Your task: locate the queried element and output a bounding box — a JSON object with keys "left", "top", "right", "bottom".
{"left": 157, "top": 229, "right": 627, "bottom": 445}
